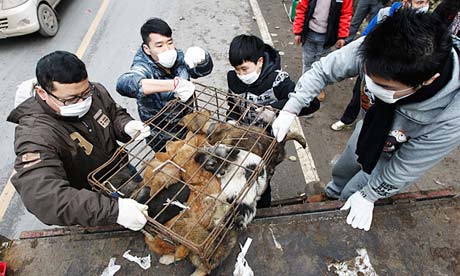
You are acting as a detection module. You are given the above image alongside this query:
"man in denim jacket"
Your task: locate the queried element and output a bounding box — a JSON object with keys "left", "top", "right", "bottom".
{"left": 117, "top": 18, "right": 213, "bottom": 151}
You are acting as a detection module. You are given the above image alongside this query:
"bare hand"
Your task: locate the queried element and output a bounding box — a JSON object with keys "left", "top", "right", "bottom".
{"left": 335, "top": 39, "right": 346, "bottom": 49}
{"left": 294, "top": 35, "right": 302, "bottom": 45}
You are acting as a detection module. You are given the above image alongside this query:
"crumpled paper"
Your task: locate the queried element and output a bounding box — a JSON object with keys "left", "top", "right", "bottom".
{"left": 123, "top": 250, "right": 151, "bottom": 270}
{"left": 233, "top": 237, "right": 254, "bottom": 276}
{"left": 100, "top": 258, "right": 120, "bottom": 276}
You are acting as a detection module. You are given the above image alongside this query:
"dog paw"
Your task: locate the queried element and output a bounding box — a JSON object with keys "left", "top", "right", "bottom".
{"left": 159, "top": 254, "right": 177, "bottom": 265}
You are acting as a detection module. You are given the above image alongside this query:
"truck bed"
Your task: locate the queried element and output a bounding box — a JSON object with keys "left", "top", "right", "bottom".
{"left": 1, "top": 195, "right": 459, "bottom": 275}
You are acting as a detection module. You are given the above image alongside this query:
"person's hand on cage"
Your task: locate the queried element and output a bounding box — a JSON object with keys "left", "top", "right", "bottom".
{"left": 173, "top": 77, "right": 195, "bottom": 102}
{"left": 184, "top": 46, "right": 206, "bottom": 69}
{"left": 272, "top": 110, "right": 296, "bottom": 142}
{"left": 116, "top": 198, "right": 148, "bottom": 231}
{"left": 124, "top": 120, "right": 151, "bottom": 141}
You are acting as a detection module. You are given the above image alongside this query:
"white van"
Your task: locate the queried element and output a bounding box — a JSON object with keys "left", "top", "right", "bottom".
{"left": 0, "top": 0, "right": 61, "bottom": 38}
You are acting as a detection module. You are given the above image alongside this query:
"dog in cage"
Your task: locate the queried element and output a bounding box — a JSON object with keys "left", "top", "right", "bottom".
{"left": 179, "top": 110, "right": 306, "bottom": 181}
{"left": 141, "top": 133, "right": 238, "bottom": 276}
{"left": 195, "top": 144, "right": 268, "bottom": 229}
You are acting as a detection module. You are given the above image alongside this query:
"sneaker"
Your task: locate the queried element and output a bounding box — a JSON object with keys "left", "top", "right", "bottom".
{"left": 330, "top": 120, "right": 351, "bottom": 131}
{"left": 317, "top": 90, "right": 326, "bottom": 102}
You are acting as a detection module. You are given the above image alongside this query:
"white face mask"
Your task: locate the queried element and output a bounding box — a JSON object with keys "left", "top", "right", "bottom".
{"left": 415, "top": 5, "right": 429, "bottom": 13}
{"left": 157, "top": 49, "right": 177, "bottom": 68}
{"left": 59, "top": 96, "right": 92, "bottom": 118}
{"left": 237, "top": 70, "right": 260, "bottom": 85}
{"left": 364, "top": 75, "right": 416, "bottom": 104}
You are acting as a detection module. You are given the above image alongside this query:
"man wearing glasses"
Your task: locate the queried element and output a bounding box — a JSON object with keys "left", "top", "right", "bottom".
{"left": 7, "top": 51, "right": 151, "bottom": 231}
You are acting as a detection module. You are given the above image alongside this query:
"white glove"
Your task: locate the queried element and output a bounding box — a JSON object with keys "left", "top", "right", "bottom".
{"left": 173, "top": 77, "right": 195, "bottom": 102}
{"left": 184, "top": 46, "right": 206, "bottom": 69}
{"left": 124, "top": 120, "right": 151, "bottom": 141}
{"left": 340, "top": 191, "right": 374, "bottom": 231}
{"left": 116, "top": 198, "right": 148, "bottom": 231}
{"left": 255, "top": 107, "right": 276, "bottom": 123}
{"left": 272, "top": 110, "right": 296, "bottom": 142}
{"left": 227, "top": 120, "right": 238, "bottom": 125}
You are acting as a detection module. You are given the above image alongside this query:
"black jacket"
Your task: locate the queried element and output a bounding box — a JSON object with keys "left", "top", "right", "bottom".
{"left": 227, "top": 44, "right": 319, "bottom": 121}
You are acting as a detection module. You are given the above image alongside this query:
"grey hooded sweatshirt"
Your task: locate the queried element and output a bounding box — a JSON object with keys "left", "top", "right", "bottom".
{"left": 283, "top": 37, "right": 460, "bottom": 201}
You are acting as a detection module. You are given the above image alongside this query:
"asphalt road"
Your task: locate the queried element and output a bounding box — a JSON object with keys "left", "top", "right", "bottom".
{"left": 1, "top": 0, "right": 459, "bottom": 240}
{"left": 0, "top": 0, "right": 259, "bottom": 238}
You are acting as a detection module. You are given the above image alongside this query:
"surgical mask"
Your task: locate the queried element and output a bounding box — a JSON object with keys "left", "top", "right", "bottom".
{"left": 237, "top": 70, "right": 260, "bottom": 85}
{"left": 157, "top": 49, "right": 177, "bottom": 68}
{"left": 364, "top": 75, "right": 416, "bottom": 104}
{"left": 415, "top": 5, "right": 429, "bottom": 13}
{"left": 59, "top": 96, "right": 92, "bottom": 117}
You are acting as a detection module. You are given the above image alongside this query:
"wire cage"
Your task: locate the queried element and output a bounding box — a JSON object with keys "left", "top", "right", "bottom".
{"left": 88, "top": 82, "right": 279, "bottom": 269}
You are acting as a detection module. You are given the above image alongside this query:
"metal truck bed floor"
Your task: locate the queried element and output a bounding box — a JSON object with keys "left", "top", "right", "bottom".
{"left": 1, "top": 197, "right": 459, "bottom": 275}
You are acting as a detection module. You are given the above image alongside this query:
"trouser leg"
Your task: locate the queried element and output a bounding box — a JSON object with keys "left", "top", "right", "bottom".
{"left": 325, "top": 121, "right": 363, "bottom": 198}
{"left": 302, "top": 40, "right": 321, "bottom": 73}
{"left": 346, "top": 0, "right": 372, "bottom": 42}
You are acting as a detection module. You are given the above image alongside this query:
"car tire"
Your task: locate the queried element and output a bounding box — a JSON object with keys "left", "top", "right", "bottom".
{"left": 37, "top": 3, "right": 59, "bottom": 37}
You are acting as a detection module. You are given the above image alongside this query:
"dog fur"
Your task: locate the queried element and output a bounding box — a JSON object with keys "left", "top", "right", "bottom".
{"left": 142, "top": 133, "right": 235, "bottom": 275}
{"left": 195, "top": 144, "right": 268, "bottom": 229}
{"left": 179, "top": 110, "right": 306, "bottom": 180}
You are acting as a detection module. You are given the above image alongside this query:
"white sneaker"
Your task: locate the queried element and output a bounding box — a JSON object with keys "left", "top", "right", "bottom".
{"left": 330, "top": 120, "right": 350, "bottom": 131}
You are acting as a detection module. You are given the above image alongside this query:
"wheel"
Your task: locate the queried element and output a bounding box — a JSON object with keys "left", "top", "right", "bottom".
{"left": 37, "top": 3, "right": 59, "bottom": 37}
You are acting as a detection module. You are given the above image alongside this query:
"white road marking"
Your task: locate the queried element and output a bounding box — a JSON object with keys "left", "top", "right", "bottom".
{"left": 0, "top": 0, "right": 112, "bottom": 223}
{"left": 0, "top": 172, "right": 16, "bottom": 222}
{"left": 248, "top": 0, "right": 320, "bottom": 184}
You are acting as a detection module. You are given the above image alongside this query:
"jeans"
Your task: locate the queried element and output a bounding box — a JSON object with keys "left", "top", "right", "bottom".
{"left": 325, "top": 121, "right": 370, "bottom": 200}
{"left": 346, "top": 0, "right": 383, "bottom": 43}
{"left": 302, "top": 29, "right": 331, "bottom": 73}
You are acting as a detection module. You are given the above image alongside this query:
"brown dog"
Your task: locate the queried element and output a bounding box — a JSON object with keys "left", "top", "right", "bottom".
{"left": 142, "top": 132, "right": 234, "bottom": 275}
{"left": 179, "top": 110, "right": 307, "bottom": 178}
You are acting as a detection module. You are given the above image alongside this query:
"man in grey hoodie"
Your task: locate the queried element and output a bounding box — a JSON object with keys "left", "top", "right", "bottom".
{"left": 272, "top": 10, "right": 460, "bottom": 231}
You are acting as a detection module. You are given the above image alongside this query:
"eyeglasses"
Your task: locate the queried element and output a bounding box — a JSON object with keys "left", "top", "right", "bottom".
{"left": 45, "top": 83, "right": 95, "bottom": 106}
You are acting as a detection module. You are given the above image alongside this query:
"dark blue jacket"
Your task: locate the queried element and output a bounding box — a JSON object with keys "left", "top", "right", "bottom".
{"left": 116, "top": 47, "right": 213, "bottom": 122}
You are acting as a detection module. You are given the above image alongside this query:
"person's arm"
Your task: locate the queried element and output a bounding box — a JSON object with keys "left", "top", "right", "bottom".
{"left": 361, "top": 13, "right": 379, "bottom": 37}
{"left": 362, "top": 5, "right": 397, "bottom": 37}
{"left": 12, "top": 137, "right": 118, "bottom": 226}
{"left": 188, "top": 49, "right": 214, "bottom": 79}
{"left": 362, "top": 121, "right": 460, "bottom": 202}
{"left": 293, "top": 0, "right": 308, "bottom": 35}
{"left": 116, "top": 62, "right": 175, "bottom": 97}
{"left": 139, "top": 79, "right": 175, "bottom": 95}
{"left": 271, "top": 71, "right": 320, "bottom": 116}
{"left": 283, "top": 37, "right": 363, "bottom": 114}
{"left": 337, "top": 0, "right": 353, "bottom": 39}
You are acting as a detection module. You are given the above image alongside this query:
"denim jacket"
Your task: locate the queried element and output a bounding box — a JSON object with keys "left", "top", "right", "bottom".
{"left": 116, "top": 47, "right": 213, "bottom": 149}
{"left": 116, "top": 47, "right": 213, "bottom": 122}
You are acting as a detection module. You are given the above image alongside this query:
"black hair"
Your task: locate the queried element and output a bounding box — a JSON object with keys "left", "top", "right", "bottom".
{"left": 140, "top": 18, "right": 172, "bottom": 44}
{"left": 229, "top": 34, "right": 265, "bottom": 67}
{"left": 35, "top": 51, "right": 88, "bottom": 92}
{"left": 360, "top": 9, "right": 452, "bottom": 87}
